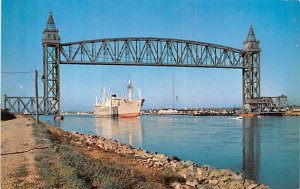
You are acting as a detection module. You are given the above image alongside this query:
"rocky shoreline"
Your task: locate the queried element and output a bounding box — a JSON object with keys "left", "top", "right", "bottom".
{"left": 48, "top": 124, "right": 269, "bottom": 189}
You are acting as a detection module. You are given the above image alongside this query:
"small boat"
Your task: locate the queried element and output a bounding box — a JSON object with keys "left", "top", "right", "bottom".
{"left": 232, "top": 116, "right": 243, "bottom": 120}
{"left": 94, "top": 80, "right": 144, "bottom": 118}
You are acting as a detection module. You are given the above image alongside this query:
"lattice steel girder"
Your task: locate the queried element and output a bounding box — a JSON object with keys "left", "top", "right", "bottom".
{"left": 43, "top": 44, "right": 60, "bottom": 115}
{"left": 4, "top": 96, "right": 45, "bottom": 114}
{"left": 245, "top": 96, "right": 288, "bottom": 112}
{"left": 59, "top": 38, "right": 246, "bottom": 68}
{"left": 242, "top": 52, "right": 260, "bottom": 112}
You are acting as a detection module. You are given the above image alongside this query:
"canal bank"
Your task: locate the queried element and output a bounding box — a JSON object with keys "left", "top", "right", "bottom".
{"left": 41, "top": 114, "right": 268, "bottom": 188}
{"left": 2, "top": 115, "right": 270, "bottom": 188}
{"left": 41, "top": 115, "right": 300, "bottom": 188}
{"left": 44, "top": 121, "right": 269, "bottom": 189}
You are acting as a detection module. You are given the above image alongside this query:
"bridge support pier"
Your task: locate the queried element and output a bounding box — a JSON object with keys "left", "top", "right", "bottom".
{"left": 42, "top": 11, "right": 61, "bottom": 115}
{"left": 242, "top": 25, "right": 261, "bottom": 113}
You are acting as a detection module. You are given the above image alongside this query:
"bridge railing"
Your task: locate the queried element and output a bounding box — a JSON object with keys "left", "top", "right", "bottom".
{"left": 60, "top": 38, "right": 246, "bottom": 69}
{"left": 4, "top": 96, "right": 45, "bottom": 115}
{"left": 245, "top": 96, "right": 288, "bottom": 113}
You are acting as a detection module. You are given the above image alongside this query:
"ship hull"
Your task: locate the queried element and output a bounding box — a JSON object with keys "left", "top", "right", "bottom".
{"left": 118, "top": 113, "right": 141, "bottom": 118}
{"left": 94, "top": 99, "right": 142, "bottom": 118}
{"left": 94, "top": 106, "right": 117, "bottom": 117}
{"left": 117, "top": 99, "right": 142, "bottom": 118}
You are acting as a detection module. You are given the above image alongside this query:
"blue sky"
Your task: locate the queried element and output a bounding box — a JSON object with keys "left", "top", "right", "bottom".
{"left": 1, "top": 0, "right": 300, "bottom": 111}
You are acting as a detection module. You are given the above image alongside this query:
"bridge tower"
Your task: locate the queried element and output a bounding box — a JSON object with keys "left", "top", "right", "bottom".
{"left": 42, "top": 11, "right": 61, "bottom": 115}
{"left": 242, "top": 25, "right": 261, "bottom": 113}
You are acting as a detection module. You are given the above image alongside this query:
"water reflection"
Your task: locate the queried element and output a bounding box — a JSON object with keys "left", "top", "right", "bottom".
{"left": 242, "top": 117, "right": 261, "bottom": 181}
{"left": 54, "top": 120, "right": 61, "bottom": 128}
{"left": 94, "top": 118, "right": 142, "bottom": 146}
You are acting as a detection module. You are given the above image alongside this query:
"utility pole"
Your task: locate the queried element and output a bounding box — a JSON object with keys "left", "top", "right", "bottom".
{"left": 35, "top": 70, "right": 39, "bottom": 124}
{"left": 4, "top": 94, "right": 7, "bottom": 110}
{"left": 172, "top": 73, "right": 175, "bottom": 109}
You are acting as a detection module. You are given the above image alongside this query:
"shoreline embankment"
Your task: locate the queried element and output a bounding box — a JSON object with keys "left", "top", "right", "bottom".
{"left": 44, "top": 120, "right": 270, "bottom": 189}
{"left": 1, "top": 112, "right": 270, "bottom": 188}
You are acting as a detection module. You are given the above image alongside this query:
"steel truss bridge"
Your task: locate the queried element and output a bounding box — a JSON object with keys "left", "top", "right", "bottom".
{"left": 59, "top": 38, "right": 244, "bottom": 68}
{"left": 4, "top": 12, "right": 287, "bottom": 115}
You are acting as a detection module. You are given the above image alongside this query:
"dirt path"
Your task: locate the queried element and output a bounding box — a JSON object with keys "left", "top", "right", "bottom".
{"left": 1, "top": 115, "right": 39, "bottom": 188}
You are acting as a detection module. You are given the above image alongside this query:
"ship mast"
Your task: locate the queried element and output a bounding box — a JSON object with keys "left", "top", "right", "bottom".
{"left": 101, "top": 88, "right": 106, "bottom": 104}
{"left": 128, "top": 80, "right": 133, "bottom": 100}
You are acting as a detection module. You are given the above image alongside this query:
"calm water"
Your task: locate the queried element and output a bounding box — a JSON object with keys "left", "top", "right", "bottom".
{"left": 41, "top": 115, "right": 299, "bottom": 189}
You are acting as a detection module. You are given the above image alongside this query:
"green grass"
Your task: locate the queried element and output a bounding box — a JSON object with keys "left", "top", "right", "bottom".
{"left": 33, "top": 123, "right": 183, "bottom": 189}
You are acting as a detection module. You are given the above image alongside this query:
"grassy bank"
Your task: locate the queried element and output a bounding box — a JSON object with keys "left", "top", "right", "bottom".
{"left": 33, "top": 122, "right": 183, "bottom": 189}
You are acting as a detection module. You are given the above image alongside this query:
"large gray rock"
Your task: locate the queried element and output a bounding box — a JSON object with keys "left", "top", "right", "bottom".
{"left": 186, "top": 180, "right": 198, "bottom": 187}
{"left": 208, "top": 179, "right": 219, "bottom": 185}
{"left": 170, "top": 181, "right": 182, "bottom": 188}
{"left": 168, "top": 155, "right": 181, "bottom": 161}
{"left": 177, "top": 160, "right": 195, "bottom": 169}
{"left": 246, "top": 183, "right": 258, "bottom": 189}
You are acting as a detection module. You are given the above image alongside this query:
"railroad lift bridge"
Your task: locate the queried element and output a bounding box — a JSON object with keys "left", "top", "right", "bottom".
{"left": 4, "top": 12, "right": 288, "bottom": 116}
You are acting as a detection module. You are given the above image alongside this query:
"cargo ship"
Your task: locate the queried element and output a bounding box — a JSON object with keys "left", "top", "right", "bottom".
{"left": 94, "top": 80, "right": 144, "bottom": 118}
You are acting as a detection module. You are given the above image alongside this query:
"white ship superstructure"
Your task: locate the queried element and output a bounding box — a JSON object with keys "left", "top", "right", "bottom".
{"left": 94, "top": 80, "right": 144, "bottom": 118}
